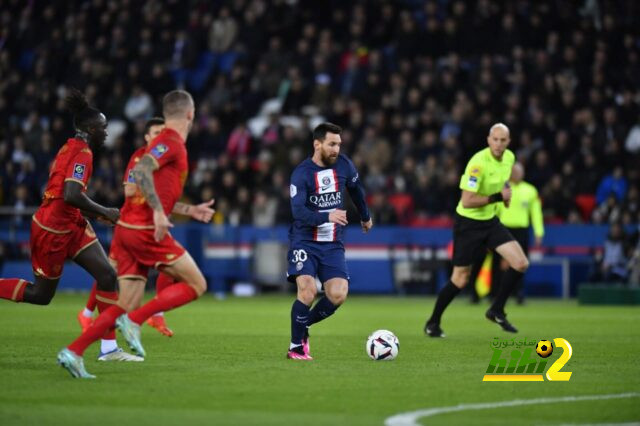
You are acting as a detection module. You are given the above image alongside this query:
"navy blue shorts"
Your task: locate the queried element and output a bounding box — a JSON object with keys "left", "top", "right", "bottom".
{"left": 286, "top": 241, "right": 349, "bottom": 284}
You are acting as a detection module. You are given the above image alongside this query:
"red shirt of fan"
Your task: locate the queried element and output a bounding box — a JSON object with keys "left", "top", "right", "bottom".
{"left": 124, "top": 128, "right": 188, "bottom": 226}
{"left": 118, "top": 146, "right": 150, "bottom": 228}
{"left": 33, "top": 138, "right": 93, "bottom": 232}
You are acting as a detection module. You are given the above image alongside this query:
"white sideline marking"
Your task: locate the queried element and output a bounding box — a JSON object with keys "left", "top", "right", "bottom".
{"left": 384, "top": 393, "right": 640, "bottom": 426}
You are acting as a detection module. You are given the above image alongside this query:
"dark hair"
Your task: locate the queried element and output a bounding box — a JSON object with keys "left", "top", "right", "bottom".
{"left": 313, "top": 122, "right": 342, "bottom": 142}
{"left": 64, "top": 88, "right": 103, "bottom": 131}
{"left": 144, "top": 117, "right": 165, "bottom": 135}
{"left": 163, "top": 90, "right": 194, "bottom": 119}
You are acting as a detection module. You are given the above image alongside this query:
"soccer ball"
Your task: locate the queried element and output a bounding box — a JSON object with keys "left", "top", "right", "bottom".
{"left": 366, "top": 329, "right": 399, "bottom": 361}
{"left": 536, "top": 340, "right": 553, "bottom": 358}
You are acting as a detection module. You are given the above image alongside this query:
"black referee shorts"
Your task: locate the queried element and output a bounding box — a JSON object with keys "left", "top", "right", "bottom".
{"left": 452, "top": 214, "right": 515, "bottom": 266}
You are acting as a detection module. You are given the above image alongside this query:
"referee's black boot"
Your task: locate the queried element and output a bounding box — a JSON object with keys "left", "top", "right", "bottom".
{"left": 424, "top": 321, "right": 445, "bottom": 338}
{"left": 485, "top": 309, "right": 518, "bottom": 333}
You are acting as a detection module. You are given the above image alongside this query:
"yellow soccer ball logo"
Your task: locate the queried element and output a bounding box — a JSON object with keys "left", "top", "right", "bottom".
{"left": 536, "top": 340, "right": 553, "bottom": 358}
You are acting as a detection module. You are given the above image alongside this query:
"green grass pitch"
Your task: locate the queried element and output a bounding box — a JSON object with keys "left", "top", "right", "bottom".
{"left": 0, "top": 294, "right": 638, "bottom": 425}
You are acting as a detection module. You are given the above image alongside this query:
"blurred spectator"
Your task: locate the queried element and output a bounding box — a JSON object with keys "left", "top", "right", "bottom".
{"left": 593, "top": 222, "right": 630, "bottom": 283}
{"left": 369, "top": 192, "right": 398, "bottom": 225}
{"left": 252, "top": 189, "right": 278, "bottom": 227}
{"left": 0, "top": 0, "right": 637, "bottom": 229}
{"left": 595, "top": 166, "right": 628, "bottom": 206}
{"left": 226, "top": 123, "right": 252, "bottom": 158}
{"left": 124, "top": 86, "right": 154, "bottom": 121}
{"left": 12, "top": 184, "right": 33, "bottom": 225}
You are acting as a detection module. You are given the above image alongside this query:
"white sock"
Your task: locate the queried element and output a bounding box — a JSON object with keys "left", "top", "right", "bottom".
{"left": 289, "top": 342, "right": 302, "bottom": 350}
{"left": 82, "top": 308, "right": 93, "bottom": 318}
{"left": 101, "top": 339, "right": 118, "bottom": 354}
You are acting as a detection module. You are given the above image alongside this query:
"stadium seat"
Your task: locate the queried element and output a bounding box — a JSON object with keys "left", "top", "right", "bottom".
{"left": 575, "top": 194, "right": 597, "bottom": 221}
{"left": 388, "top": 193, "right": 414, "bottom": 225}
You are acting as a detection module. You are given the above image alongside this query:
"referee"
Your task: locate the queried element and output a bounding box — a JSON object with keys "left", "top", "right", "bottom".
{"left": 425, "top": 123, "right": 529, "bottom": 337}
{"left": 495, "top": 162, "right": 544, "bottom": 304}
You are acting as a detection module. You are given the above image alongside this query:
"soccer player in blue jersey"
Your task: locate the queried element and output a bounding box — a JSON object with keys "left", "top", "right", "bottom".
{"left": 286, "top": 122, "right": 372, "bottom": 360}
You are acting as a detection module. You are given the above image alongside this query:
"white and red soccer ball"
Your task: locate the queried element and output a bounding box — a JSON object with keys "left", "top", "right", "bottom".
{"left": 366, "top": 329, "right": 399, "bottom": 361}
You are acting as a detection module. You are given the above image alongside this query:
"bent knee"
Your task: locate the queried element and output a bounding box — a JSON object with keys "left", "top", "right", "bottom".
{"left": 190, "top": 276, "right": 207, "bottom": 297}
{"left": 297, "top": 282, "right": 317, "bottom": 305}
{"left": 96, "top": 268, "right": 117, "bottom": 292}
{"left": 326, "top": 288, "right": 348, "bottom": 305}
{"left": 512, "top": 257, "right": 530, "bottom": 272}
{"left": 299, "top": 289, "right": 317, "bottom": 305}
{"left": 451, "top": 271, "right": 470, "bottom": 288}
{"left": 30, "top": 292, "right": 54, "bottom": 305}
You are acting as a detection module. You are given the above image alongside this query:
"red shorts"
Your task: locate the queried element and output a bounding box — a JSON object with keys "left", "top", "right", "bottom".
{"left": 111, "top": 224, "right": 186, "bottom": 281}
{"left": 30, "top": 217, "right": 98, "bottom": 279}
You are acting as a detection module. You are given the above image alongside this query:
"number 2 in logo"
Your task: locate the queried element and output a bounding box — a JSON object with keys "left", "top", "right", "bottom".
{"left": 545, "top": 338, "right": 573, "bottom": 381}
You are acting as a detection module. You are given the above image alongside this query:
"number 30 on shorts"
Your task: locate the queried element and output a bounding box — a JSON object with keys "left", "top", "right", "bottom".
{"left": 292, "top": 249, "right": 308, "bottom": 263}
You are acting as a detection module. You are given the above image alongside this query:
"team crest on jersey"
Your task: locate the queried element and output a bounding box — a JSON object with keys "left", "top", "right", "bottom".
{"left": 316, "top": 169, "right": 338, "bottom": 194}
{"left": 73, "top": 163, "right": 86, "bottom": 179}
{"left": 150, "top": 144, "right": 168, "bottom": 159}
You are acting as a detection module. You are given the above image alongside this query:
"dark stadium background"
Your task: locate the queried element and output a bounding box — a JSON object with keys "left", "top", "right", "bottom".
{"left": 0, "top": 0, "right": 639, "bottom": 291}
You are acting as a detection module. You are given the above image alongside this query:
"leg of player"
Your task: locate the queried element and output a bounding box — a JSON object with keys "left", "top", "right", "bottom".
{"left": 73, "top": 244, "right": 143, "bottom": 361}
{"left": 287, "top": 275, "right": 316, "bottom": 360}
{"left": 146, "top": 273, "right": 175, "bottom": 337}
{"left": 486, "top": 240, "right": 529, "bottom": 333}
{"left": 308, "top": 278, "right": 346, "bottom": 325}
{"left": 58, "top": 246, "right": 142, "bottom": 378}
{"left": 304, "top": 277, "right": 347, "bottom": 356}
{"left": 78, "top": 282, "right": 98, "bottom": 332}
{"left": 0, "top": 275, "right": 59, "bottom": 305}
{"left": 424, "top": 265, "right": 471, "bottom": 337}
{"left": 63, "top": 278, "right": 146, "bottom": 374}
{"left": 467, "top": 252, "right": 486, "bottom": 304}
{"left": 118, "top": 253, "right": 206, "bottom": 357}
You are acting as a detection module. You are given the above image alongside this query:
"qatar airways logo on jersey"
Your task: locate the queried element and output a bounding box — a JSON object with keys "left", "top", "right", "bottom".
{"left": 309, "top": 191, "right": 342, "bottom": 208}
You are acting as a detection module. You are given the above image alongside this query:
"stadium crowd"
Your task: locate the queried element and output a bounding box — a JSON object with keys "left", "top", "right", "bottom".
{"left": 0, "top": 0, "right": 639, "bottom": 231}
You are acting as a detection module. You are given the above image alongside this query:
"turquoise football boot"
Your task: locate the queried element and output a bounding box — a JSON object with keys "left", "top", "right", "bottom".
{"left": 57, "top": 348, "right": 96, "bottom": 379}
{"left": 116, "top": 314, "right": 146, "bottom": 358}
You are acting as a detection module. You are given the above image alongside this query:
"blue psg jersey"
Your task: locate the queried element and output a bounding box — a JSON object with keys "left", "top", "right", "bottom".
{"left": 289, "top": 154, "right": 370, "bottom": 243}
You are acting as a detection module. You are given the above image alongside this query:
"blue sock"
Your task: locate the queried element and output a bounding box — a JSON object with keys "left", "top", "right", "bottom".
{"left": 290, "top": 299, "right": 310, "bottom": 346}
{"left": 308, "top": 297, "right": 338, "bottom": 326}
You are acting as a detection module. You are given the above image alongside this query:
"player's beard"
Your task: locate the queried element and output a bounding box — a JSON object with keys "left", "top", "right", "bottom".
{"left": 88, "top": 132, "right": 106, "bottom": 153}
{"left": 321, "top": 151, "right": 338, "bottom": 166}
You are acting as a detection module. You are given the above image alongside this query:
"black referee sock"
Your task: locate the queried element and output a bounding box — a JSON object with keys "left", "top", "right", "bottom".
{"left": 428, "top": 281, "right": 461, "bottom": 324}
{"left": 490, "top": 268, "right": 524, "bottom": 312}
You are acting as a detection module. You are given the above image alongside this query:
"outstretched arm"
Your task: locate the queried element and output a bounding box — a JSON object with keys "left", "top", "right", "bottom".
{"left": 172, "top": 200, "right": 215, "bottom": 223}
{"left": 64, "top": 181, "right": 119, "bottom": 224}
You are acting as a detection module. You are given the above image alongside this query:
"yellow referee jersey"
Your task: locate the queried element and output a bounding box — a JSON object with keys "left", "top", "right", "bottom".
{"left": 497, "top": 180, "right": 544, "bottom": 237}
{"left": 456, "top": 147, "right": 515, "bottom": 220}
